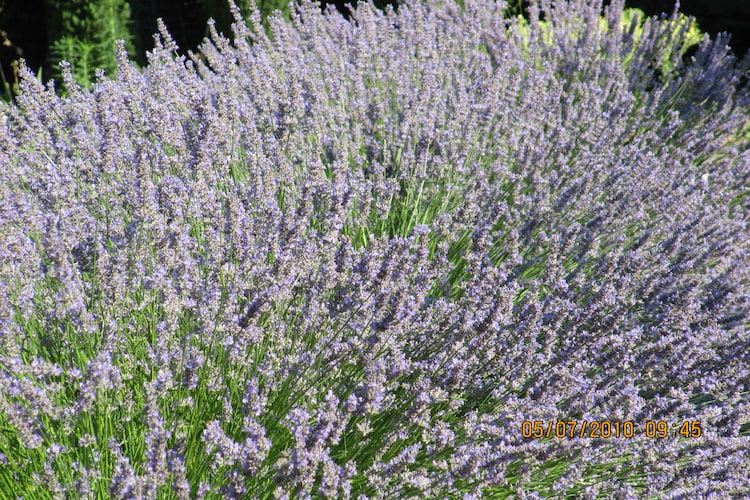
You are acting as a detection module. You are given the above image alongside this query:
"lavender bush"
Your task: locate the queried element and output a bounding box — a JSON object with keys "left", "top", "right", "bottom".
{"left": 1, "top": 0, "right": 749, "bottom": 497}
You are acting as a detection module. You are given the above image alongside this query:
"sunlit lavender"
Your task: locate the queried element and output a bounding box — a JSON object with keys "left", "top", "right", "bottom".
{"left": 0, "top": 0, "right": 749, "bottom": 497}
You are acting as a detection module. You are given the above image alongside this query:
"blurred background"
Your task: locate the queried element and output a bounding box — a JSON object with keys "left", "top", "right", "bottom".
{"left": 0, "top": 0, "right": 748, "bottom": 102}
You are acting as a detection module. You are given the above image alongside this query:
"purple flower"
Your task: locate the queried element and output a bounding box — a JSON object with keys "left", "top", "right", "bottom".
{"left": 0, "top": 0, "right": 748, "bottom": 497}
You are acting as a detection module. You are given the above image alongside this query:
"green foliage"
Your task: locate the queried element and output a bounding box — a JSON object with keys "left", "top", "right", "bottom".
{"left": 617, "top": 7, "right": 704, "bottom": 77}
{"left": 503, "top": 0, "right": 526, "bottom": 18}
{"left": 47, "top": 0, "right": 135, "bottom": 88}
{"left": 513, "top": 7, "right": 704, "bottom": 77}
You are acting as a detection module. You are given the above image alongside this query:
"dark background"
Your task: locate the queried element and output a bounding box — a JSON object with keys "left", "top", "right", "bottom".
{"left": 0, "top": 0, "right": 748, "bottom": 96}
{"left": 625, "top": 0, "right": 750, "bottom": 58}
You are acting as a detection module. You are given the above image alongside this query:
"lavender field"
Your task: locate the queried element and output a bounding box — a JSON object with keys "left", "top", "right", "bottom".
{"left": 0, "top": 0, "right": 749, "bottom": 497}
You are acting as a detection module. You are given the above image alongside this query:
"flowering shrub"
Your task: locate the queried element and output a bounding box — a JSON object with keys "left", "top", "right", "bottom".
{"left": 1, "top": 0, "right": 749, "bottom": 497}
